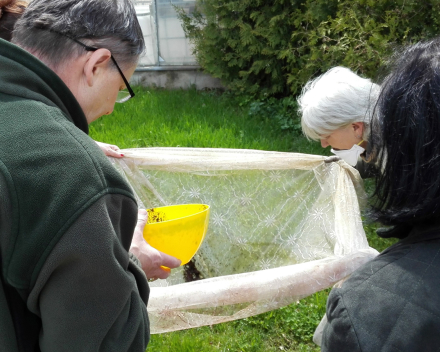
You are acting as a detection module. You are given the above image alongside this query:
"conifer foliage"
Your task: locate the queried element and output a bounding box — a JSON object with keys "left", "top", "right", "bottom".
{"left": 176, "top": 0, "right": 440, "bottom": 99}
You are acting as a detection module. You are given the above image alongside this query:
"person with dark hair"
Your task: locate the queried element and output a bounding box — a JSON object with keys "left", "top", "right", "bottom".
{"left": 0, "top": 0, "right": 26, "bottom": 41}
{"left": 0, "top": 0, "right": 180, "bottom": 350}
{"left": 321, "top": 37, "right": 440, "bottom": 351}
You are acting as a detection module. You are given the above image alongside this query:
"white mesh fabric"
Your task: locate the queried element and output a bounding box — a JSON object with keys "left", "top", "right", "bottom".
{"left": 110, "top": 148, "right": 378, "bottom": 333}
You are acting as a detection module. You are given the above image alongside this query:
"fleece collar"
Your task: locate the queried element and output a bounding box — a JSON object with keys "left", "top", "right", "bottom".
{"left": 0, "top": 38, "right": 88, "bottom": 134}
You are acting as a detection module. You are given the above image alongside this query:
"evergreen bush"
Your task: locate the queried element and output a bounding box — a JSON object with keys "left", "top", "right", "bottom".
{"left": 176, "top": 0, "right": 440, "bottom": 99}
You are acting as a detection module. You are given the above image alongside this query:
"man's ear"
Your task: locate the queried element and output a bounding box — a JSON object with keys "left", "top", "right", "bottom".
{"left": 352, "top": 122, "right": 365, "bottom": 138}
{"left": 83, "top": 48, "right": 112, "bottom": 87}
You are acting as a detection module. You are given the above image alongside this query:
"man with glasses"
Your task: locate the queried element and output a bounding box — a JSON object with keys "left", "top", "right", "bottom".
{"left": 59, "top": 33, "right": 136, "bottom": 104}
{"left": 0, "top": 0, "right": 180, "bottom": 350}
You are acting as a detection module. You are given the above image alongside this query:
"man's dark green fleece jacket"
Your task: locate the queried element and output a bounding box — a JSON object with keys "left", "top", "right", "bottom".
{"left": 0, "top": 39, "right": 150, "bottom": 351}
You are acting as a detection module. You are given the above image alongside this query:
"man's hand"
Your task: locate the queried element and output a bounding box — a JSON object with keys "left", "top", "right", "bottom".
{"left": 95, "top": 141, "right": 124, "bottom": 158}
{"left": 130, "top": 210, "right": 181, "bottom": 280}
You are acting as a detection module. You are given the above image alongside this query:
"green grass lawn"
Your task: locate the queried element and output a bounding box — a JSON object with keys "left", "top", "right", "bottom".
{"left": 90, "top": 86, "right": 395, "bottom": 352}
{"left": 90, "top": 86, "right": 324, "bottom": 154}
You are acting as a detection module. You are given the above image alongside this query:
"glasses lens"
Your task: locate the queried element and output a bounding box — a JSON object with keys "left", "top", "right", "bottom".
{"left": 116, "top": 90, "right": 132, "bottom": 103}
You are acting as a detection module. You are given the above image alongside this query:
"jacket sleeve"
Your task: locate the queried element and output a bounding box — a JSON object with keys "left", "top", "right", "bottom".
{"left": 321, "top": 289, "right": 361, "bottom": 352}
{"left": 27, "top": 194, "right": 150, "bottom": 352}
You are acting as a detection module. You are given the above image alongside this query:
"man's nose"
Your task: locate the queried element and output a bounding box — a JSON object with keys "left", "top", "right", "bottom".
{"left": 321, "top": 139, "right": 329, "bottom": 148}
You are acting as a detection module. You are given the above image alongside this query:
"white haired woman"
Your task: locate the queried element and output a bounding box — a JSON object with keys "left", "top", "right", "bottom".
{"left": 298, "top": 66, "right": 380, "bottom": 177}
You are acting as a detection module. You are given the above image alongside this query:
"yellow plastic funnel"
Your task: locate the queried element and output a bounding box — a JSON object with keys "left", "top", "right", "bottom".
{"left": 143, "top": 204, "right": 210, "bottom": 265}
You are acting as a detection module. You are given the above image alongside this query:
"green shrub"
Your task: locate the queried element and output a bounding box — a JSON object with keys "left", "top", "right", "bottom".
{"left": 176, "top": 0, "right": 440, "bottom": 99}
{"left": 248, "top": 97, "right": 301, "bottom": 133}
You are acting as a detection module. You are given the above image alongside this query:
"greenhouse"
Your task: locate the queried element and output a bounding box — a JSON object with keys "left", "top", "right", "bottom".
{"left": 134, "top": 0, "right": 197, "bottom": 67}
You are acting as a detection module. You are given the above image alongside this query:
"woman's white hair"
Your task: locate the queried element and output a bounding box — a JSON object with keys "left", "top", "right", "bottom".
{"left": 297, "top": 66, "right": 380, "bottom": 141}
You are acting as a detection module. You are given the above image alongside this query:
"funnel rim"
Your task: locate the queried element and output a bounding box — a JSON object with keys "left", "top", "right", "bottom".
{"left": 145, "top": 203, "right": 210, "bottom": 225}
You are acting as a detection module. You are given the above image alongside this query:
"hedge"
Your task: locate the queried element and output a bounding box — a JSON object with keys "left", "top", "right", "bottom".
{"left": 176, "top": 0, "right": 440, "bottom": 99}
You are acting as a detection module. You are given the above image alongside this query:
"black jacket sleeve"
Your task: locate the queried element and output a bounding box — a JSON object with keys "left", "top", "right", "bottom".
{"left": 321, "top": 289, "right": 361, "bottom": 352}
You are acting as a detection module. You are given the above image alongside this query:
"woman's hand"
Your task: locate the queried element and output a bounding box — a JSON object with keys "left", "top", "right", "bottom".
{"left": 95, "top": 141, "right": 124, "bottom": 158}
{"left": 130, "top": 210, "right": 181, "bottom": 280}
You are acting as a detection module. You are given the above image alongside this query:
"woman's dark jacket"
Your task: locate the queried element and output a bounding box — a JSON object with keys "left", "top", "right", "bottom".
{"left": 322, "top": 221, "right": 440, "bottom": 351}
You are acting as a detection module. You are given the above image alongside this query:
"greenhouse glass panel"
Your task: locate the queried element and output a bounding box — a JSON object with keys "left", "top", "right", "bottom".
{"left": 135, "top": 0, "right": 198, "bottom": 67}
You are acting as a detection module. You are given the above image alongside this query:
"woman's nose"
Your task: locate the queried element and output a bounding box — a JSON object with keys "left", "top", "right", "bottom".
{"left": 321, "top": 139, "right": 329, "bottom": 148}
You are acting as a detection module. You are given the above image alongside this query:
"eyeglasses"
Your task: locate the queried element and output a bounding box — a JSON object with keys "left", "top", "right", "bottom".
{"left": 68, "top": 37, "right": 135, "bottom": 103}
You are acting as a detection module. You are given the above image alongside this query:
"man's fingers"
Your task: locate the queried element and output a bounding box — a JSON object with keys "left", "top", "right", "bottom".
{"left": 160, "top": 252, "right": 182, "bottom": 269}
{"left": 137, "top": 210, "right": 148, "bottom": 226}
{"left": 147, "top": 266, "right": 172, "bottom": 280}
{"left": 105, "top": 149, "right": 124, "bottom": 158}
{"left": 138, "top": 209, "right": 147, "bottom": 217}
{"left": 155, "top": 269, "right": 171, "bottom": 280}
{"left": 160, "top": 266, "right": 171, "bottom": 273}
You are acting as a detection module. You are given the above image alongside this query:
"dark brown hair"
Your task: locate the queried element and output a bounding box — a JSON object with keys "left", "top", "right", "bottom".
{"left": 0, "top": 0, "right": 27, "bottom": 41}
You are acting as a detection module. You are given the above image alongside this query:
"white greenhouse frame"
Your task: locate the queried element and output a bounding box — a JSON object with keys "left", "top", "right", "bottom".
{"left": 135, "top": 0, "right": 198, "bottom": 69}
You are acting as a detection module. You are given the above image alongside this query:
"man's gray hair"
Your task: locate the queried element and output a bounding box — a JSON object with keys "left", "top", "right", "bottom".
{"left": 12, "top": 0, "right": 145, "bottom": 69}
{"left": 297, "top": 66, "right": 380, "bottom": 141}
